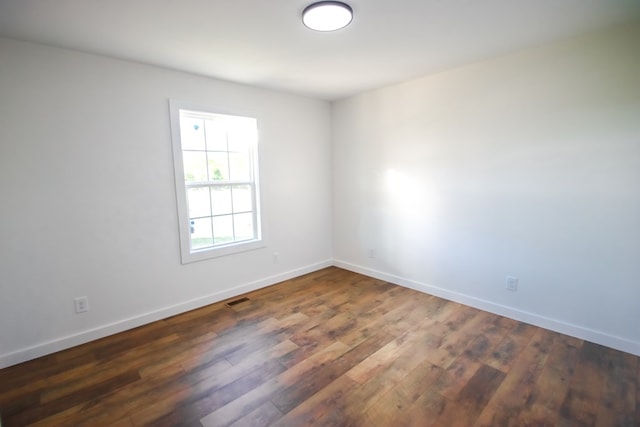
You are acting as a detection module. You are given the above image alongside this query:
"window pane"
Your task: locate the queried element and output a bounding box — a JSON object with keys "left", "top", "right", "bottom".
{"left": 227, "top": 118, "right": 256, "bottom": 152}
{"left": 205, "top": 119, "right": 228, "bottom": 151}
{"left": 211, "top": 186, "right": 232, "bottom": 216}
{"left": 232, "top": 185, "right": 252, "bottom": 213}
{"left": 187, "top": 187, "right": 211, "bottom": 218}
{"left": 229, "top": 152, "right": 251, "bottom": 181}
{"left": 234, "top": 212, "right": 254, "bottom": 241}
{"left": 180, "top": 117, "right": 206, "bottom": 151}
{"left": 190, "top": 217, "right": 213, "bottom": 250}
{"left": 182, "top": 151, "right": 208, "bottom": 182}
{"left": 208, "top": 152, "right": 229, "bottom": 181}
{"left": 213, "top": 215, "right": 234, "bottom": 245}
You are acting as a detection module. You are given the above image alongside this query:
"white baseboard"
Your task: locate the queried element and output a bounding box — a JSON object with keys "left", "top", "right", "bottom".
{"left": 0, "top": 260, "right": 333, "bottom": 369}
{"left": 333, "top": 259, "right": 640, "bottom": 357}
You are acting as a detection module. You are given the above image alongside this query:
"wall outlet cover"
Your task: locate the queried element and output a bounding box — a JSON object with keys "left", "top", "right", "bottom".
{"left": 505, "top": 276, "right": 518, "bottom": 292}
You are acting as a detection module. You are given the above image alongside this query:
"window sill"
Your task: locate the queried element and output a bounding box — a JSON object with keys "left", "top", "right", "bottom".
{"left": 180, "top": 239, "right": 265, "bottom": 264}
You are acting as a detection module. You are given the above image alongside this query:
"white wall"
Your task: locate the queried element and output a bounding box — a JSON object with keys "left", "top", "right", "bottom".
{"left": 332, "top": 23, "right": 640, "bottom": 355}
{"left": 0, "top": 38, "right": 333, "bottom": 368}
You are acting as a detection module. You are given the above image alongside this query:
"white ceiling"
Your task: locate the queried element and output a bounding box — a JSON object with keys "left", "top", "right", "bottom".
{"left": 1, "top": 0, "right": 639, "bottom": 100}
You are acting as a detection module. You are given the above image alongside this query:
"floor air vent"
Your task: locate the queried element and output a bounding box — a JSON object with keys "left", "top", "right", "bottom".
{"left": 225, "top": 297, "right": 250, "bottom": 307}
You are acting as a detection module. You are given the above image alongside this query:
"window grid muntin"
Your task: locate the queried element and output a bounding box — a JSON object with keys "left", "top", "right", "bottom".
{"left": 186, "top": 183, "right": 256, "bottom": 250}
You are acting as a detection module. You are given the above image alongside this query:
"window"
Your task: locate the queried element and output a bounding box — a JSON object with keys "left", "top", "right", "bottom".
{"left": 169, "top": 101, "right": 263, "bottom": 263}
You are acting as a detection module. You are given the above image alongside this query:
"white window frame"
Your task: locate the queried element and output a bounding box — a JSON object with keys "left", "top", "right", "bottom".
{"left": 169, "top": 100, "right": 264, "bottom": 263}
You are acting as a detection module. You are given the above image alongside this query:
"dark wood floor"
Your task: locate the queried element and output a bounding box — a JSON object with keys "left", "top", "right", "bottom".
{"left": 1, "top": 267, "right": 638, "bottom": 426}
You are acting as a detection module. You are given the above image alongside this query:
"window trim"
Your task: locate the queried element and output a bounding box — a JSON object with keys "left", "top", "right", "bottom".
{"left": 169, "top": 100, "right": 264, "bottom": 264}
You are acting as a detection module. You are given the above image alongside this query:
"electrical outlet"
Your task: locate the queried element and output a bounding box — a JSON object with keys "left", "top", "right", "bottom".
{"left": 74, "top": 296, "right": 89, "bottom": 313}
{"left": 368, "top": 249, "right": 376, "bottom": 258}
{"left": 273, "top": 252, "right": 279, "bottom": 264}
{"left": 505, "top": 276, "right": 518, "bottom": 292}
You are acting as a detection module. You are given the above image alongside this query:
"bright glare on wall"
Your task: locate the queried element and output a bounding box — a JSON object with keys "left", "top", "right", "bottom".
{"left": 385, "top": 169, "right": 416, "bottom": 203}
{"left": 302, "top": 1, "right": 353, "bottom": 31}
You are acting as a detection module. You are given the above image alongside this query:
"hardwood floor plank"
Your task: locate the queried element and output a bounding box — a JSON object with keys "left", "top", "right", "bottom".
{"left": 439, "top": 341, "right": 487, "bottom": 400}
{"left": 135, "top": 359, "right": 287, "bottom": 426}
{"left": 637, "top": 359, "right": 640, "bottom": 424}
{"left": 39, "top": 333, "right": 181, "bottom": 404}
{"left": 432, "top": 364, "right": 506, "bottom": 426}
{"left": 137, "top": 331, "right": 218, "bottom": 379}
{"left": 5, "top": 370, "right": 140, "bottom": 426}
{"left": 338, "top": 289, "right": 432, "bottom": 348}
{"left": 435, "top": 311, "right": 512, "bottom": 402}
{"left": 558, "top": 342, "right": 609, "bottom": 426}
{"left": 359, "top": 358, "right": 447, "bottom": 426}
{"left": 331, "top": 327, "right": 444, "bottom": 422}
{"left": 483, "top": 321, "right": 538, "bottom": 373}
{"left": 271, "top": 331, "right": 395, "bottom": 414}
{"left": 636, "top": 359, "right": 640, "bottom": 425}
{"left": 421, "top": 321, "right": 477, "bottom": 369}
{"left": 0, "top": 267, "right": 637, "bottom": 426}
{"left": 28, "top": 360, "right": 188, "bottom": 427}
{"left": 473, "top": 327, "right": 556, "bottom": 426}
{"left": 345, "top": 332, "right": 416, "bottom": 385}
{"left": 400, "top": 389, "right": 448, "bottom": 427}
{"left": 199, "top": 341, "right": 351, "bottom": 427}
{"left": 515, "top": 334, "right": 581, "bottom": 426}
{"left": 227, "top": 401, "right": 283, "bottom": 427}
{"left": 598, "top": 346, "right": 637, "bottom": 423}
{"left": 270, "top": 375, "right": 360, "bottom": 427}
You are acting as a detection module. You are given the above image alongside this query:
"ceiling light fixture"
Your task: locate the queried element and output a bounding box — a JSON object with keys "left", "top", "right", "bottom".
{"left": 302, "top": 1, "right": 353, "bottom": 32}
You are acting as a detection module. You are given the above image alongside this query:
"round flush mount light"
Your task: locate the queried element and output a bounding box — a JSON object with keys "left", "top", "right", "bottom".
{"left": 302, "top": 1, "right": 353, "bottom": 32}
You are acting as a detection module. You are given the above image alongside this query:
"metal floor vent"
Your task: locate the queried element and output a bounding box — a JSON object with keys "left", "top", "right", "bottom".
{"left": 225, "top": 297, "right": 250, "bottom": 307}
